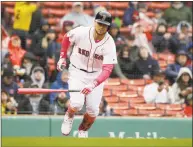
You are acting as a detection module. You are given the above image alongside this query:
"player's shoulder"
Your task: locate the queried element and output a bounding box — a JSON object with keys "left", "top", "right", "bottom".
{"left": 106, "top": 33, "right": 116, "bottom": 44}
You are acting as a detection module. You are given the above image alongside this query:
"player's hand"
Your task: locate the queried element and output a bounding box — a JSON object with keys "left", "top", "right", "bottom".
{"left": 57, "top": 58, "right": 66, "bottom": 71}
{"left": 81, "top": 81, "right": 98, "bottom": 95}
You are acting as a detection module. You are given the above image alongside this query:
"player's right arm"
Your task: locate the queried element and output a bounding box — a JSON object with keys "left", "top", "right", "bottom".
{"left": 57, "top": 26, "right": 82, "bottom": 71}
{"left": 57, "top": 34, "right": 71, "bottom": 71}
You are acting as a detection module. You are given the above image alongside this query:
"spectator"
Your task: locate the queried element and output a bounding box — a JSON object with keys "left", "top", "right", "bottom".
{"left": 1, "top": 90, "right": 17, "bottom": 115}
{"left": 93, "top": 6, "right": 107, "bottom": 17}
{"left": 2, "top": 68, "right": 18, "bottom": 101}
{"left": 163, "top": 2, "right": 192, "bottom": 26}
{"left": 152, "top": 9, "right": 166, "bottom": 25}
{"left": 165, "top": 50, "right": 191, "bottom": 84}
{"left": 112, "top": 36, "right": 139, "bottom": 78}
{"left": 23, "top": 65, "right": 47, "bottom": 89}
{"left": 60, "top": 2, "right": 93, "bottom": 28}
{"left": 132, "top": 46, "right": 160, "bottom": 79}
{"left": 123, "top": 2, "right": 139, "bottom": 26}
{"left": 143, "top": 70, "right": 171, "bottom": 103}
{"left": 170, "top": 67, "right": 192, "bottom": 104}
{"left": 131, "top": 23, "right": 154, "bottom": 55}
{"left": 29, "top": 2, "right": 44, "bottom": 35}
{"left": 8, "top": 36, "right": 26, "bottom": 69}
{"left": 185, "top": 42, "right": 193, "bottom": 65}
{"left": 152, "top": 23, "right": 178, "bottom": 53}
{"left": 57, "top": 20, "right": 74, "bottom": 43}
{"left": 1, "top": 53, "right": 12, "bottom": 70}
{"left": 49, "top": 69, "right": 69, "bottom": 104}
{"left": 30, "top": 19, "right": 49, "bottom": 54}
{"left": 18, "top": 84, "right": 50, "bottom": 115}
{"left": 19, "top": 52, "right": 38, "bottom": 82}
{"left": 50, "top": 92, "right": 70, "bottom": 115}
{"left": 46, "top": 29, "right": 61, "bottom": 63}
{"left": 12, "top": 2, "right": 37, "bottom": 49}
{"left": 109, "top": 23, "right": 126, "bottom": 53}
{"left": 175, "top": 22, "right": 192, "bottom": 50}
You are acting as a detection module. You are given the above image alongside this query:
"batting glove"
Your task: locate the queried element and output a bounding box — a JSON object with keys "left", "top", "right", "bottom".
{"left": 81, "top": 81, "right": 98, "bottom": 95}
{"left": 57, "top": 58, "right": 66, "bottom": 71}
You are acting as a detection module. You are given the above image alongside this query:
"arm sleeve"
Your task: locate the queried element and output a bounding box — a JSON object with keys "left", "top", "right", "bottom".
{"left": 60, "top": 34, "right": 70, "bottom": 58}
{"left": 95, "top": 64, "right": 114, "bottom": 86}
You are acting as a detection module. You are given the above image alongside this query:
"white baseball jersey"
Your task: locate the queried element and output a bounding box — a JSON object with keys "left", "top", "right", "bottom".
{"left": 66, "top": 26, "right": 117, "bottom": 72}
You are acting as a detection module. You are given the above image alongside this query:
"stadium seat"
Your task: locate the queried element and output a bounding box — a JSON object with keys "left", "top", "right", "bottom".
{"left": 49, "top": 9, "right": 68, "bottom": 17}
{"left": 121, "top": 79, "right": 146, "bottom": 86}
{"left": 42, "top": 9, "right": 49, "bottom": 16}
{"left": 145, "top": 12, "right": 155, "bottom": 18}
{"left": 64, "top": 2, "right": 73, "bottom": 8}
{"left": 108, "top": 10, "right": 124, "bottom": 17}
{"left": 138, "top": 109, "right": 165, "bottom": 117}
{"left": 120, "top": 97, "right": 145, "bottom": 104}
{"left": 156, "top": 104, "right": 183, "bottom": 111}
{"left": 115, "top": 91, "right": 138, "bottom": 98}
{"left": 92, "top": 2, "right": 107, "bottom": 7}
{"left": 50, "top": 26, "right": 61, "bottom": 33}
{"left": 130, "top": 103, "right": 156, "bottom": 110}
{"left": 104, "top": 96, "right": 119, "bottom": 103}
{"left": 158, "top": 53, "right": 175, "bottom": 62}
{"left": 85, "top": 9, "right": 93, "bottom": 16}
{"left": 43, "top": 2, "right": 65, "bottom": 8}
{"left": 103, "top": 90, "right": 112, "bottom": 97}
{"left": 108, "top": 2, "right": 128, "bottom": 9}
{"left": 167, "top": 27, "right": 176, "bottom": 33}
{"left": 128, "top": 85, "right": 144, "bottom": 92}
{"left": 5, "top": 7, "right": 14, "bottom": 15}
{"left": 2, "top": 2, "right": 15, "bottom": 7}
{"left": 108, "top": 102, "right": 129, "bottom": 110}
{"left": 148, "top": 2, "right": 171, "bottom": 10}
{"left": 119, "top": 109, "right": 139, "bottom": 116}
{"left": 104, "top": 84, "right": 128, "bottom": 91}
{"left": 165, "top": 110, "right": 184, "bottom": 117}
{"left": 158, "top": 60, "right": 167, "bottom": 68}
{"left": 105, "top": 78, "right": 121, "bottom": 86}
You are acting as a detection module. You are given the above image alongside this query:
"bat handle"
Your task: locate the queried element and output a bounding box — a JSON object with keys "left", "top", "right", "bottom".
{"left": 68, "top": 90, "right": 81, "bottom": 92}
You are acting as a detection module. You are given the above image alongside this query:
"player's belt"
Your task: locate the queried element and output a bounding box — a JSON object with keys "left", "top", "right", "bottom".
{"left": 72, "top": 64, "right": 97, "bottom": 73}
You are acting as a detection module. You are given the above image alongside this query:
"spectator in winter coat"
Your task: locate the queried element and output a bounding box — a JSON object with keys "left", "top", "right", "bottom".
{"left": 131, "top": 23, "right": 154, "bottom": 55}
{"left": 143, "top": 70, "right": 172, "bottom": 103}
{"left": 109, "top": 23, "right": 126, "bottom": 53}
{"left": 1, "top": 68, "right": 18, "bottom": 101}
{"left": 123, "top": 2, "right": 139, "bottom": 26}
{"left": 152, "top": 23, "right": 178, "bottom": 53}
{"left": 60, "top": 2, "right": 93, "bottom": 28}
{"left": 23, "top": 65, "right": 48, "bottom": 89}
{"left": 18, "top": 84, "right": 50, "bottom": 115}
{"left": 163, "top": 2, "right": 192, "bottom": 26}
{"left": 131, "top": 46, "right": 160, "bottom": 79}
{"left": 185, "top": 42, "right": 193, "bottom": 66}
{"left": 174, "top": 22, "right": 192, "bottom": 51}
{"left": 8, "top": 36, "right": 26, "bottom": 68}
{"left": 165, "top": 50, "right": 192, "bottom": 84}
{"left": 169, "top": 67, "right": 192, "bottom": 104}
{"left": 49, "top": 69, "right": 69, "bottom": 104}
{"left": 50, "top": 92, "right": 69, "bottom": 115}
{"left": 112, "top": 36, "right": 139, "bottom": 78}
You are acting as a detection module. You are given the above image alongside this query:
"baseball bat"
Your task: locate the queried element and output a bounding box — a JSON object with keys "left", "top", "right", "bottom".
{"left": 17, "top": 88, "right": 80, "bottom": 94}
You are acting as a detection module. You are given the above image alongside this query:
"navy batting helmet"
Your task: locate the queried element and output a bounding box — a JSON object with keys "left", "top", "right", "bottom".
{"left": 95, "top": 11, "right": 112, "bottom": 26}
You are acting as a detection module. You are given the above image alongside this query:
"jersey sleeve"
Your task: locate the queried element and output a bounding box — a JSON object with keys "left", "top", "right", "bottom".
{"left": 66, "top": 26, "right": 82, "bottom": 44}
{"left": 29, "top": 4, "right": 37, "bottom": 13}
{"left": 103, "top": 38, "right": 118, "bottom": 64}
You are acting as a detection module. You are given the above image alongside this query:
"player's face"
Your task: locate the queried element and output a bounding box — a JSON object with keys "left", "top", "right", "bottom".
{"left": 95, "top": 22, "right": 108, "bottom": 35}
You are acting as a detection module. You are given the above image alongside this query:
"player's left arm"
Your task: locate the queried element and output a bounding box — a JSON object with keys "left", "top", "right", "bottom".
{"left": 81, "top": 39, "right": 117, "bottom": 95}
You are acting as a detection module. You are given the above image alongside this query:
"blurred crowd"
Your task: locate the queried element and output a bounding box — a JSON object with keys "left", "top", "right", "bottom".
{"left": 1, "top": 2, "right": 192, "bottom": 116}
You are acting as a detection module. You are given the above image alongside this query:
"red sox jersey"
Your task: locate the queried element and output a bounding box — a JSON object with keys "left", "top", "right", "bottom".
{"left": 66, "top": 26, "right": 117, "bottom": 72}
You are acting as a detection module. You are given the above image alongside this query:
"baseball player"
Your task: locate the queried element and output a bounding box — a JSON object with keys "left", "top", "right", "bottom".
{"left": 57, "top": 11, "right": 117, "bottom": 138}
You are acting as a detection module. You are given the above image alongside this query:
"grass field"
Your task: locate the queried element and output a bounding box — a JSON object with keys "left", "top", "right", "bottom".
{"left": 2, "top": 137, "right": 192, "bottom": 147}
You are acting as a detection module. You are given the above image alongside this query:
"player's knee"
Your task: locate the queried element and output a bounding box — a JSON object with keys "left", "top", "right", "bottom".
{"left": 86, "top": 107, "right": 99, "bottom": 117}
{"left": 70, "top": 101, "right": 84, "bottom": 111}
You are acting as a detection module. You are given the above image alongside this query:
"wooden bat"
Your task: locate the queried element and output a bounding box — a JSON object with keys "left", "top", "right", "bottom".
{"left": 17, "top": 88, "right": 80, "bottom": 94}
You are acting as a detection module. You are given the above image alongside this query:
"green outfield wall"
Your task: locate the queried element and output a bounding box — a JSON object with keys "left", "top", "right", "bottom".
{"left": 2, "top": 116, "right": 192, "bottom": 138}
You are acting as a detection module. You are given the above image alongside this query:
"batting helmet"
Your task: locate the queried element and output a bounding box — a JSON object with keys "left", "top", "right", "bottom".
{"left": 95, "top": 11, "right": 112, "bottom": 26}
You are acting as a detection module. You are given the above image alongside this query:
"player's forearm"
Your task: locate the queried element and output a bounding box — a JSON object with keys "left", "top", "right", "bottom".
{"left": 60, "top": 34, "right": 70, "bottom": 58}
{"left": 95, "top": 64, "right": 114, "bottom": 86}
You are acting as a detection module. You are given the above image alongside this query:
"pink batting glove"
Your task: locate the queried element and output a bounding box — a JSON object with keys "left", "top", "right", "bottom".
{"left": 81, "top": 81, "right": 98, "bottom": 95}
